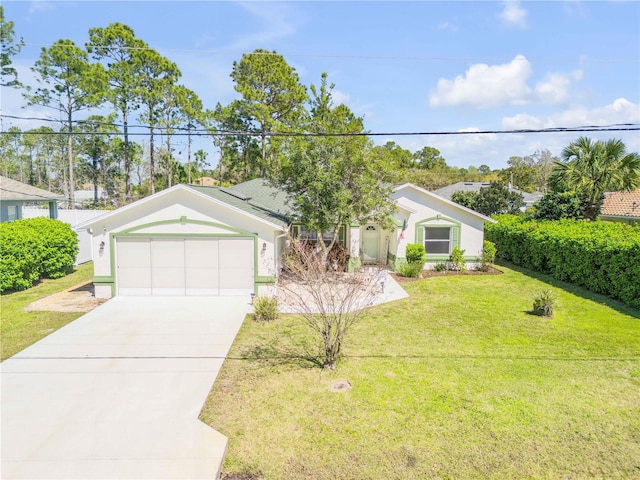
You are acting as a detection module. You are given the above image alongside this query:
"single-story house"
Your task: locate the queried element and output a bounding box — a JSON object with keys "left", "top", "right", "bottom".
{"left": 600, "top": 188, "right": 640, "bottom": 225}
{"left": 77, "top": 179, "right": 494, "bottom": 299}
{"left": 0, "top": 175, "right": 63, "bottom": 222}
{"left": 434, "top": 181, "right": 543, "bottom": 209}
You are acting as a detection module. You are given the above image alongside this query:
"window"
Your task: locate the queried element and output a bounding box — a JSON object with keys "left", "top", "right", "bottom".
{"left": 7, "top": 205, "right": 18, "bottom": 222}
{"left": 424, "top": 227, "right": 451, "bottom": 254}
{"left": 292, "top": 225, "right": 346, "bottom": 246}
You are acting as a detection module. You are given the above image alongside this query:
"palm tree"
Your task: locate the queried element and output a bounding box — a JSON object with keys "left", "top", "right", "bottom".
{"left": 549, "top": 137, "right": 640, "bottom": 220}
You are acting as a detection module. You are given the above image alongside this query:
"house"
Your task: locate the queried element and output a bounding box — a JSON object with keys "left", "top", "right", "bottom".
{"left": 434, "top": 181, "right": 543, "bottom": 209}
{"left": 78, "top": 179, "right": 494, "bottom": 299}
{"left": 0, "top": 175, "right": 63, "bottom": 222}
{"left": 600, "top": 188, "right": 640, "bottom": 225}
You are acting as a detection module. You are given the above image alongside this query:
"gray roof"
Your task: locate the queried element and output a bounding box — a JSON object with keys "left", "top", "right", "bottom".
{"left": 0, "top": 175, "right": 64, "bottom": 202}
{"left": 186, "top": 179, "right": 295, "bottom": 228}
{"left": 433, "top": 181, "right": 542, "bottom": 204}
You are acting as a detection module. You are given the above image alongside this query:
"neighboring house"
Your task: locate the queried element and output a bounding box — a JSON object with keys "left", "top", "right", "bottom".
{"left": 600, "top": 188, "right": 640, "bottom": 225}
{"left": 0, "top": 175, "right": 63, "bottom": 222}
{"left": 78, "top": 179, "right": 494, "bottom": 299}
{"left": 434, "top": 181, "right": 543, "bottom": 210}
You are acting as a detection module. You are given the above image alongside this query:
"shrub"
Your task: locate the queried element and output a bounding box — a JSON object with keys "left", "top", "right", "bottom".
{"left": 434, "top": 262, "right": 447, "bottom": 272}
{"left": 449, "top": 247, "right": 466, "bottom": 272}
{"left": 396, "top": 261, "right": 423, "bottom": 278}
{"left": 532, "top": 289, "right": 556, "bottom": 317}
{"left": 253, "top": 296, "right": 278, "bottom": 322}
{"left": 486, "top": 215, "right": 640, "bottom": 309}
{"left": 405, "top": 243, "right": 426, "bottom": 264}
{"left": 476, "top": 240, "right": 497, "bottom": 271}
{"left": 0, "top": 217, "right": 78, "bottom": 292}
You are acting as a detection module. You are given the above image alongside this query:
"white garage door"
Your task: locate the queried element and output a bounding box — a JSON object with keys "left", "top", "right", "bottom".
{"left": 116, "top": 237, "right": 254, "bottom": 296}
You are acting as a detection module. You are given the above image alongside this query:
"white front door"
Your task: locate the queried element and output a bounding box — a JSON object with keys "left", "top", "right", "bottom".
{"left": 362, "top": 224, "right": 379, "bottom": 262}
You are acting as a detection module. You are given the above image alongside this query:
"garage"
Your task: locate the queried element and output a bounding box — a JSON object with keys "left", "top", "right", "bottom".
{"left": 116, "top": 237, "right": 254, "bottom": 296}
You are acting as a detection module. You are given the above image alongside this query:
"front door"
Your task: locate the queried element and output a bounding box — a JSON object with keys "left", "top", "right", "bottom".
{"left": 362, "top": 224, "right": 379, "bottom": 262}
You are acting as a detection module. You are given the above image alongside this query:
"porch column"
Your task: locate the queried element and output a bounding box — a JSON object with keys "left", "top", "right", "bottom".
{"left": 48, "top": 201, "right": 58, "bottom": 219}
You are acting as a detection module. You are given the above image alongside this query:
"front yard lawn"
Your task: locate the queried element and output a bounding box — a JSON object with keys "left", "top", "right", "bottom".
{"left": 201, "top": 263, "right": 640, "bottom": 480}
{"left": 1, "top": 262, "right": 94, "bottom": 360}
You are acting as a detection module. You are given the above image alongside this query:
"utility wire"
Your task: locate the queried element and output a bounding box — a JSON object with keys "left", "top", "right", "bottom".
{"left": 17, "top": 43, "right": 640, "bottom": 64}
{"left": 1, "top": 114, "right": 639, "bottom": 137}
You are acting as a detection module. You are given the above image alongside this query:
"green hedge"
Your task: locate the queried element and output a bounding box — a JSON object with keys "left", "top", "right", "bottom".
{"left": 0, "top": 217, "right": 78, "bottom": 292}
{"left": 486, "top": 215, "right": 640, "bottom": 309}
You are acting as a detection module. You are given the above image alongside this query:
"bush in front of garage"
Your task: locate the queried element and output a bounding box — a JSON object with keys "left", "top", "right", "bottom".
{"left": 0, "top": 218, "right": 79, "bottom": 292}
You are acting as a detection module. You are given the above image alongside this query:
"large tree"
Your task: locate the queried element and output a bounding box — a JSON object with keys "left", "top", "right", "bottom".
{"left": 230, "top": 49, "right": 307, "bottom": 178}
{"left": 549, "top": 137, "right": 640, "bottom": 220}
{"left": 87, "top": 23, "right": 147, "bottom": 201}
{"left": 25, "top": 39, "right": 106, "bottom": 207}
{"left": 0, "top": 6, "right": 23, "bottom": 88}
{"left": 278, "top": 73, "right": 395, "bottom": 264}
{"left": 136, "top": 49, "right": 180, "bottom": 194}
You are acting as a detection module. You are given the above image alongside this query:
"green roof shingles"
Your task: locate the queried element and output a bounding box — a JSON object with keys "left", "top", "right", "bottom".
{"left": 187, "top": 179, "right": 295, "bottom": 228}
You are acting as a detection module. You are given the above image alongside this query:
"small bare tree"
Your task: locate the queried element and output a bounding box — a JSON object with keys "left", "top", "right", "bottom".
{"left": 278, "top": 238, "right": 385, "bottom": 369}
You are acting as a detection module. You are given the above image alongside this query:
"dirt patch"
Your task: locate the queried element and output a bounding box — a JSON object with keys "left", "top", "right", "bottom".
{"left": 25, "top": 281, "right": 107, "bottom": 313}
{"left": 391, "top": 266, "right": 503, "bottom": 283}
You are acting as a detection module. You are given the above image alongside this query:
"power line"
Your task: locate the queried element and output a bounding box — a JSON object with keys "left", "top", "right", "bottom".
{"left": 1, "top": 114, "right": 638, "bottom": 137}
{"left": 19, "top": 43, "right": 640, "bottom": 64}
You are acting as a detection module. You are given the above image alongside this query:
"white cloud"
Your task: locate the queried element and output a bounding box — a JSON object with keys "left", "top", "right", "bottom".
{"left": 28, "top": 1, "right": 54, "bottom": 15}
{"left": 429, "top": 55, "right": 533, "bottom": 108}
{"left": 430, "top": 56, "right": 583, "bottom": 109}
{"left": 228, "top": 2, "right": 299, "bottom": 51}
{"left": 534, "top": 70, "right": 583, "bottom": 104}
{"left": 502, "top": 98, "right": 640, "bottom": 130}
{"left": 331, "top": 89, "right": 350, "bottom": 106}
{"left": 437, "top": 22, "right": 459, "bottom": 32}
{"left": 498, "top": 1, "right": 528, "bottom": 29}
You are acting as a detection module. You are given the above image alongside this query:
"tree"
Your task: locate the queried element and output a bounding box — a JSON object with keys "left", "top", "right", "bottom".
{"left": 370, "top": 141, "right": 413, "bottom": 170}
{"left": 136, "top": 48, "right": 181, "bottom": 194}
{"left": 475, "top": 184, "right": 524, "bottom": 215}
{"left": 279, "top": 238, "right": 385, "bottom": 369}
{"left": 277, "top": 73, "right": 395, "bottom": 265}
{"left": 0, "top": 6, "right": 23, "bottom": 88}
{"left": 413, "top": 146, "right": 446, "bottom": 169}
{"left": 549, "top": 137, "right": 640, "bottom": 220}
{"left": 25, "top": 39, "right": 106, "bottom": 207}
{"left": 230, "top": 49, "right": 307, "bottom": 178}
{"left": 498, "top": 155, "right": 537, "bottom": 193}
{"left": 451, "top": 190, "right": 479, "bottom": 210}
{"left": 88, "top": 23, "right": 148, "bottom": 201}
{"left": 532, "top": 191, "right": 586, "bottom": 220}
{"left": 76, "top": 114, "right": 119, "bottom": 205}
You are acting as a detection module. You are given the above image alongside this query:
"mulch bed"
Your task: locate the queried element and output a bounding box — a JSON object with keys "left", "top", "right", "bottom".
{"left": 390, "top": 266, "right": 503, "bottom": 283}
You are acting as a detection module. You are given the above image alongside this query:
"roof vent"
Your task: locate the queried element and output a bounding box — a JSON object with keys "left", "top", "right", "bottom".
{"left": 220, "top": 187, "right": 251, "bottom": 201}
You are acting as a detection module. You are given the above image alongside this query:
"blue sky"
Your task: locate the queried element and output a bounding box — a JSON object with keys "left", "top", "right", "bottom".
{"left": 2, "top": 0, "right": 639, "bottom": 171}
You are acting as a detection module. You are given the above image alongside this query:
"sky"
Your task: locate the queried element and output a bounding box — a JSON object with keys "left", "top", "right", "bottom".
{"left": 2, "top": 0, "right": 639, "bottom": 171}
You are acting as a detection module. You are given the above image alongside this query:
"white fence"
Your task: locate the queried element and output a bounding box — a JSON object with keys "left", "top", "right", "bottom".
{"left": 22, "top": 208, "right": 109, "bottom": 265}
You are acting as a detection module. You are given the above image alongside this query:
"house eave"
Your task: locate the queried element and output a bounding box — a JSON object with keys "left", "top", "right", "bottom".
{"left": 393, "top": 183, "right": 497, "bottom": 223}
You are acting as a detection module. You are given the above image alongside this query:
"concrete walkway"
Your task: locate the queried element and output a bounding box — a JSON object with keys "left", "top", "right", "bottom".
{"left": 1, "top": 296, "right": 250, "bottom": 480}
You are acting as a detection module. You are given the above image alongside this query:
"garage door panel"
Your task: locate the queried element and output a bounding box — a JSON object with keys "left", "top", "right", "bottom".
{"left": 219, "top": 239, "right": 254, "bottom": 268}
{"left": 117, "top": 237, "right": 254, "bottom": 297}
{"left": 185, "top": 239, "right": 218, "bottom": 268}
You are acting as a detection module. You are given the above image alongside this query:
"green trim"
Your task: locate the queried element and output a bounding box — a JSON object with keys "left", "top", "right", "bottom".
{"left": 93, "top": 276, "right": 114, "bottom": 283}
{"left": 348, "top": 256, "right": 361, "bottom": 272}
{"left": 415, "top": 215, "right": 462, "bottom": 257}
{"left": 110, "top": 216, "right": 260, "bottom": 296}
{"left": 120, "top": 217, "right": 248, "bottom": 235}
{"left": 393, "top": 218, "right": 404, "bottom": 227}
{"left": 256, "top": 275, "right": 276, "bottom": 284}
{"left": 350, "top": 222, "right": 360, "bottom": 228}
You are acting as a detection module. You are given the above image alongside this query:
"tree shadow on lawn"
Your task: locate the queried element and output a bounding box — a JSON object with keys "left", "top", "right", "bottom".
{"left": 498, "top": 260, "right": 640, "bottom": 319}
{"left": 230, "top": 336, "right": 324, "bottom": 370}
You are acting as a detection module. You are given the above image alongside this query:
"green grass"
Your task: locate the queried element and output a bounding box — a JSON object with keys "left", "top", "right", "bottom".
{"left": 1, "top": 263, "right": 94, "bottom": 360}
{"left": 200, "top": 263, "right": 640, "bottom": 480}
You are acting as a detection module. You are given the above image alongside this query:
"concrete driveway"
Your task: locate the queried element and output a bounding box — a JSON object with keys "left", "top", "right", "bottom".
{"left": 1, "top": 296, "right": 250, "bottom": 479}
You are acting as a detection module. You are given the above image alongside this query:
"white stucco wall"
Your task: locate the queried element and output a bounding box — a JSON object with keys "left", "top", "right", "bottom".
{"left": 84, "top": 186, "right": 284, "bottom": 295}
{"left": 391, "top": 186, "right": 489, "bottom": 267}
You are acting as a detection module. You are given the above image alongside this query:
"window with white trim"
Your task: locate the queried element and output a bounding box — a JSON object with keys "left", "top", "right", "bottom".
{"left": 7, "top": 205, "right": 18, "bottom": 222}
{"left": 423, "top": 227, "right": 451, "bottom": 254}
